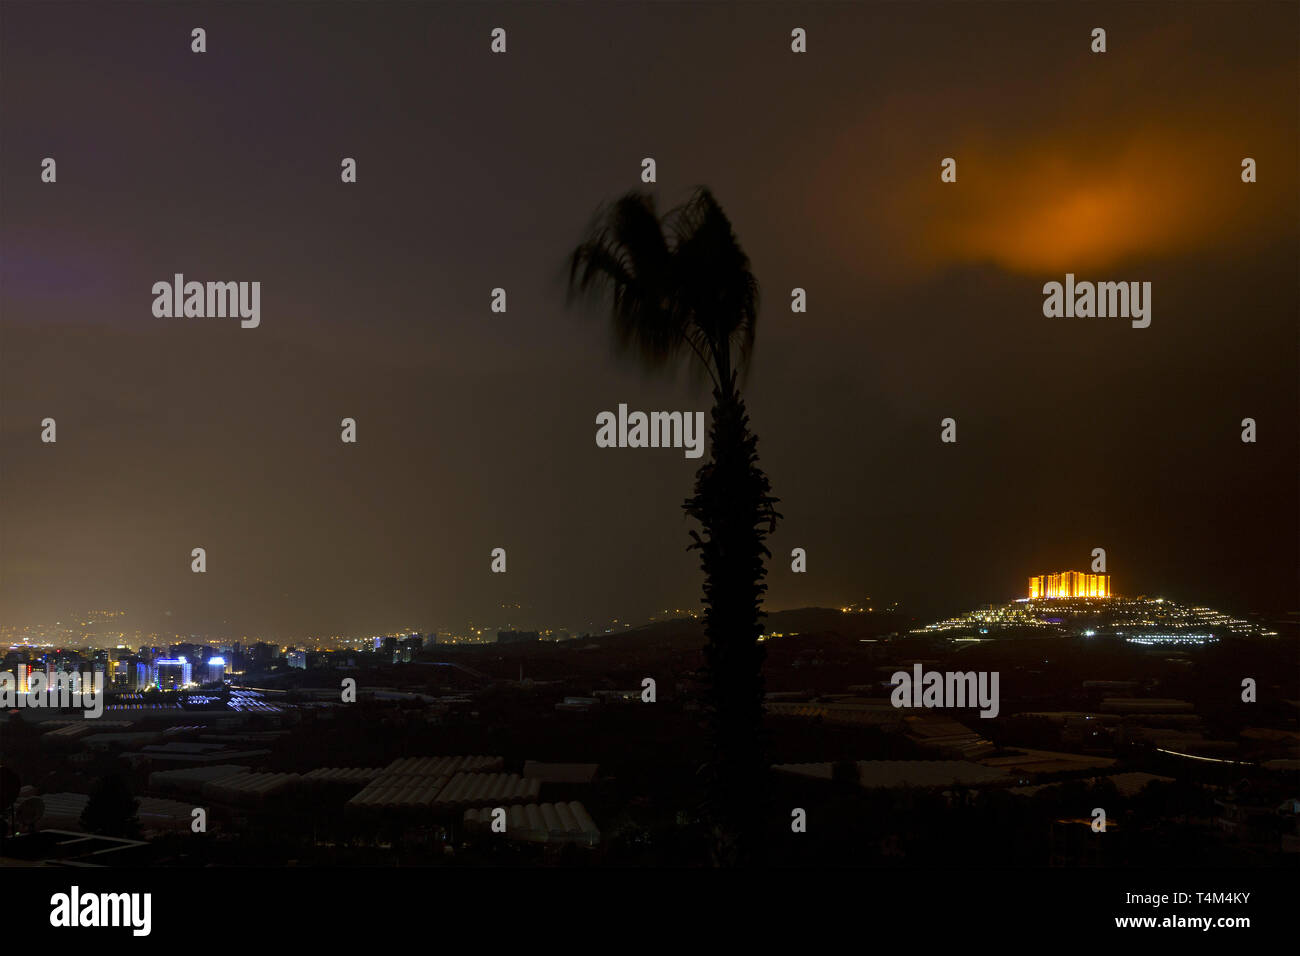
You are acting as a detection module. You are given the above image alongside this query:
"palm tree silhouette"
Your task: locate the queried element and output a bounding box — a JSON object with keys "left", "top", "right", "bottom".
{"left": 569, "top": 187, "right": 780, "bottom": 865}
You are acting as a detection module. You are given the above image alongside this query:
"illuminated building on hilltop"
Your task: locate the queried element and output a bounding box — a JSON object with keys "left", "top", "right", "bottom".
{"left": 915, "top": 578, "right": 1274, "bottom": 640}
{"left": 1029, "top": 571, "right": 1111, "bottom": 600}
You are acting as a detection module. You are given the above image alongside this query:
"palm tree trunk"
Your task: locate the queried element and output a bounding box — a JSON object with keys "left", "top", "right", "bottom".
{"left": 684, "top": 380, "right": 779, "bottom": 866}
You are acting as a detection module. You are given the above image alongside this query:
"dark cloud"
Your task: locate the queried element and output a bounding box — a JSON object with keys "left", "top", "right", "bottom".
{"left": 2, "top": 2, "right": 1295, "bottom": 637}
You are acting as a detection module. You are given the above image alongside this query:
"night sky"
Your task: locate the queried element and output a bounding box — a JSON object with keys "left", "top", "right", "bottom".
{"left": 2, "top": 2, "right": 1296, "bottom": 638}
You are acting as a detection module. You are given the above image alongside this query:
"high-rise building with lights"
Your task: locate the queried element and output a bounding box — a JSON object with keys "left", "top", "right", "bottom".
{"left": 154, "top": 658, "right": 192, "bottom": 690}
{"left": 1028, "top": 571, "right": 1112, "bottom": 600}
{"left": 206, "top": 656, "right": 226, "bottom": 683}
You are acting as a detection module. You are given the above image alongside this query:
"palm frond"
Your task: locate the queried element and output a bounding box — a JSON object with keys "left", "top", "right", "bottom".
{"left": 665, "top": 187, "right": 760, "bottom": 384}
{"left": 568, "top": 186, "right": 759, "bottom": 386}
{"left": 568, "top": 192, "right": 685, "bottom": 370}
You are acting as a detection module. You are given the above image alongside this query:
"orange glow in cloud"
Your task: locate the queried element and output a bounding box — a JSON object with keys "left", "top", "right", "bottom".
{"left": 813, "top": 45, "right": 1294, "bottom": 282}
{"left": 914, "top": 134, "right": 1264, "bottom": 274}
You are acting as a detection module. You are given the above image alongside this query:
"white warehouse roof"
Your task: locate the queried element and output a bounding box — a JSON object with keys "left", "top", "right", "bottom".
{"left": 463, "top": 801, "right": 599, "bottom": 845}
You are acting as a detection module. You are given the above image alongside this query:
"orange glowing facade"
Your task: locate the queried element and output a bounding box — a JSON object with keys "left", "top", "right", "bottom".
{"left": 1028, "top": 571, "right": 1111, "bottom": 600}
